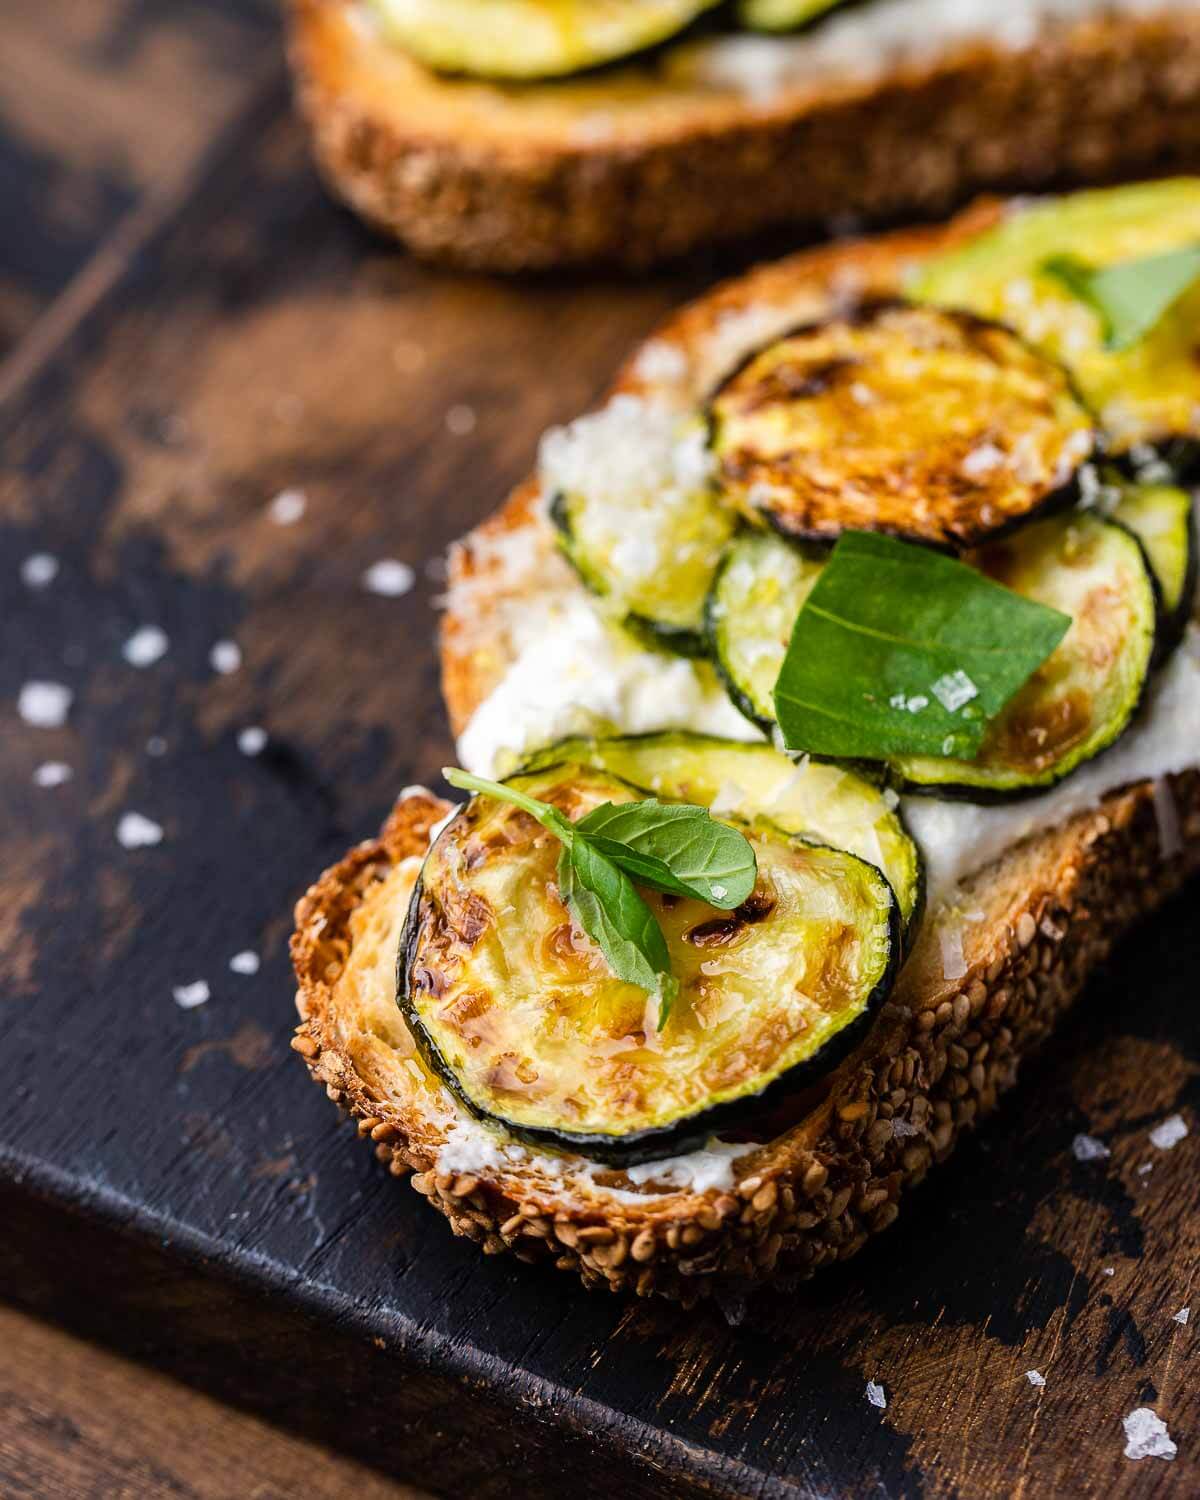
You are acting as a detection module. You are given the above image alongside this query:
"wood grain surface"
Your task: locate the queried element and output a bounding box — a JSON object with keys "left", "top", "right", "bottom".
{"left": 0, "top": 1303, "right": 428, "bottom": 1500}
{"left": 1, "top": 3, "right": 1198, "bottom": 1498}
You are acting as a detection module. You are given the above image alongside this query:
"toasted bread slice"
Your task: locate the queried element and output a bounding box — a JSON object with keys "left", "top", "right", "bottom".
{"left": 286, "top": 0, "right": 1200, "bottom": 270}
{"left": 291, "top": 209, "right": 1200, "bottom": 1302}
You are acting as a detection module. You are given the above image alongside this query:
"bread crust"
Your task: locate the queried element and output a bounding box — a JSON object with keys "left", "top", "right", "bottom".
{"left": 292, "top": 202, "right": 1200, "bottom": 1301}
{"left": 287, "top": 0, "right": 1200, "bottom": 270}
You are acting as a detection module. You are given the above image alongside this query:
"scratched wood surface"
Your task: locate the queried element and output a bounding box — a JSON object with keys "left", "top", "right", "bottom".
{"left": 1, "top": 4, "right": 1198, "bottom": 1498}
{"left": 0, "top": 1303, "right": 429, "bottom": 1500}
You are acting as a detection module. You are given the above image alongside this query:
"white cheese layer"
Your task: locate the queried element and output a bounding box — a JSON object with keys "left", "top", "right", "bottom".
{"left": 457, "top": 576, "right": 760, "bottom": 777}
{"left": 680, "top": 0, "right": 1199, "bottom": 102}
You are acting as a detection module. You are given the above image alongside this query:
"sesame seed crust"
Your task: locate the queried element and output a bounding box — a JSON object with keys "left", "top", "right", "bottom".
{"left": 286, "top": 0, "right": 1200, "bottom": 271}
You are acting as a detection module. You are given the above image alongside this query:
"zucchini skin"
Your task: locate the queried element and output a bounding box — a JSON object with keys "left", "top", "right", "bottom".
{"left": 397, "top": 818, "right": 901, "bottom": 1168}
{"left": 706, "top": 300, "right": 1096, "bottom": 551}
{"left": 549, "top": 490, "right": 711, "bottom": 659}
{"left": 704, "top": 546, "right": 777, "bottom": 737}
{"left": 892, "top": 516, "right": 1160, "bottom": 805}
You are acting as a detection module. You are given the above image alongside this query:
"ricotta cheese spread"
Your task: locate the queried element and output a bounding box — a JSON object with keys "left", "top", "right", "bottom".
{"left": 679, "top": 0, "right": 1200, "bottom": 103}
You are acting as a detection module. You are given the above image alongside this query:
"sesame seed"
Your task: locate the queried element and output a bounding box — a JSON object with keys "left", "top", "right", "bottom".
{"left": 229, "top": 950, "right": 260, "bottom": 975}
{"left": 362, "top": 559, "right": 415, "bottom": 597}
{"left": 173, "top": 980, "right": 210, "bottom": 1009}
{"left": 18, "top": 681, "right": 73, "bottom": 728}
{"left": 210, "top": 639, "right": 242, "bottom": 675}
{"left": 21, "top": 553, "right": 59, "bottom": 588}
{"left": 33, "top": 761, "right": 72, "bottom": 788}
{"left": 445, "top": 404, "right": 477, "bottom": 437}
{"left": 117, "top": 812, "right": 164, "bottom": 849}
{"left": 237, "top": 726, "right": 268, "bottom": 757}
{"left": 122, "top": 625, "right": 169, "bottom": 667}
{"left": 268, "top": 488, "right": 307, "bottom": 525}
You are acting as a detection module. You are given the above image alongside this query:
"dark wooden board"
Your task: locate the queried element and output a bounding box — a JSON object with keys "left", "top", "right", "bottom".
{"left": 1, "top": 9, "right": 1198, "bottom": 1498}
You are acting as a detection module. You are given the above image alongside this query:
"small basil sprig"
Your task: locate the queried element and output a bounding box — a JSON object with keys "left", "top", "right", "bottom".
{"left": 773, "top": 531, "right": 1070, "bottom": 762}
{"left": 442, "top": 768, "right": 757, "bottom": 1027}
{"left": 1042, "top": 244, "right": 1200, "bottom": 352}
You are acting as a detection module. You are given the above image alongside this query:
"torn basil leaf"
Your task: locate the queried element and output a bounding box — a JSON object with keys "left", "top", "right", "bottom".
{"left": 1042, "top": 244, "right": 1200, "bottom": 352}
{"left": 772, "top": 531, "right": 1071, "bottom": 761}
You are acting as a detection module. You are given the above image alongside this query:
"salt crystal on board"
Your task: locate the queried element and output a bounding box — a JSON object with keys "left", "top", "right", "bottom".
{"left": 21, "top": 553, "right": 59, "bottom": 588}
{"left": 1150, "top": 1115, "right": 1188, "bottom": 1150}
{"left": 1026, "top": 1371, "right": 1046, "bottom": 1388}
{"left": 117, "top": 812, "right": 164, "bottom": 849}
{"left": 269, "top": 488, "right": 307, "bottom": 525}
{"left": 173, "top": 980, "right": 210, "bottom": 1009}
{"left": 362, "top": 559, "right": 415, "bottom": 597}
{"left": 1173, "top": 1307, "right": 1190, "bottom": 1326}
{"left": 1122, "top": 1408, "right": 1176, "bottom": 1462}
{"left": 865, "top": 1381, "right": 887, "bottom": 1410}
{"left": 33, "top": 761, "right": 72, "bottom": 788}
{"left": 1072, "top": 1134, "right": 1110, "bottom": 1162}
{"left": 18, "top": 681, "right": 73, "bottom": 728}
{"left": 229, "top": 951, "right": 260, "bottom": 975}
{"left": 210, "top": 640, "right": 242, "bottom": 675}
{"left": 122, "top": 626, "right": 169, "bottom": 667}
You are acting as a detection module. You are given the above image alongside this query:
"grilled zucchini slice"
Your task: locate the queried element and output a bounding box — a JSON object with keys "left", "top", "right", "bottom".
{"left": 400, "top": 764, "right": 898, "bottom": 1163}
{"left": 549, "top": 412, "right": 736, "bottom": 656}
{"left": 368, "top": 0, "right": 722, "bottom": 79}
{"left": 894, "top": 511, "right": 1158, "bottom": 801}
{"left": 708, "top": 302, "right": 1094, "bottom": 549}
{"left": 911, "top": 179, "right": 1200, "bottom": 451}
{"left": 517, "top": 732, "right": 922, "bottom": 932}
{"left": 737, "top": 0, "right": 847, "bottom": 31}
{"left": 1111, "top": 480, "right": 1197, "bottom": 655}
{"left": 706, "top": 530, "right": 824, "bottom": 734}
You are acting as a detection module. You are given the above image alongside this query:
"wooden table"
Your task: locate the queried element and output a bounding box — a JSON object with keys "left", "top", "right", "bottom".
{"left": 1, "top": 3, "right": 1197, "bottom": 1497}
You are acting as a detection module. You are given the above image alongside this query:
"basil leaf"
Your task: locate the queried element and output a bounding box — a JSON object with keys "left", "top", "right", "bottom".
{"left": 557, "top": 843, "right": 679, "bottom": 1028}
{"left": 575, "top": 800, "right": 756, "bottom": 908}
{"left": 773, "top": 531, "right": 1070, "bottom": 761}
{"left": 1043, "top": 244, "right": 1200, "bottom": 352}
{"left": 442, "top": 767, "right": 576, "bottom": 845}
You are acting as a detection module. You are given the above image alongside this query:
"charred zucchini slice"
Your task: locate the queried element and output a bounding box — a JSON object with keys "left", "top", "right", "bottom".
{"left": 708, "top": 302, "right": 1094, "bottom": 549}
{"left": 548, "top": 408, "right": 736, "bottom": 656}
{"left": 400, "top": 765, "right": 898, "bottom": 1163}
{"left": 706, "top": 530, "right": 824, "bottom": 733}
{"left": 894, "top": 512, "right": 1158, "bottom": 801}
{"left": 911, "top": 179, "right": 1200, "bottom": 451}
{"left": 1111, "top": 480, "right": 1197, "bottom": 655}
{"left": 737, "top": 0, "right": 847, "bottom": 31}
{"left": 368, "top": 0, "right": 722, "bottom": 79}
{"left": 516, "top": 732, "right": 922, "bottom": 933}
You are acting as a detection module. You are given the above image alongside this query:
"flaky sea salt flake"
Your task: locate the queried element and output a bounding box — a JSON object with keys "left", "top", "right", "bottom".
{"left": 122, "top": 625, "right": 169, "bottom": 667}
{"left": 173, "top": 980, "right": 210, "bottom": 1010}
{"left": 1173, "top": 1307, "right": 1190, "bottom": 1325}
{"left": 34, "top": 761, "right": 72, "bottom": 787}
{"left": 229, "top": 950, "right": 260, "bottom": 975}
{"left": 931, "top": 669, "right": 979, "bottom": 713}
{"left": 865, "top": 1381, "right": 887, "bottom": 1410}
{"left": 210, "top": 639, "right": 242, "bottom": 675}
{"left": 117, "top": 812, "right": 164, "bottom": 849}
{"left": 1026, "top": 1370, "right": 1046, "bottom": 1388}
{"left": 1122, "top": 1408, "right": 1176, "bottom": 1461}
{"left": 269, "top": 488, "right": 307, "bottom": 525}
{"left": 362, "top": 559, "right": 415, "bottom": 598}
{"left": 1150, "top": 1114, "right": 1188, "bottom": 1151}
{"left": 19, "top": 681, "right": 73, "bottom": 728}
{"left": 1072, "top": 1134, "right": 1110, "bottom": 1162}
{"left": 21, "top": 552, "right": 59, "bottom": 588}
